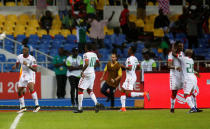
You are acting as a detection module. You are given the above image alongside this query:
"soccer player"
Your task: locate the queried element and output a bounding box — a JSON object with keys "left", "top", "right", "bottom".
{"left": 12, "top": 46, "right": 40, "bottom": 113}
{"left": 74, "top": 43, "right": 103, "bottom": 113}
{"left": 168, "top": 41, "right": 184, "bottom": 113}
{"left": 172, "top": 49, "right": 199, "bottom": 113}
{"left": 120, "top": 46, "right": 150, "bottom": 112}
{"left": 100, "top": 53, "right": 122, "bottom": 107}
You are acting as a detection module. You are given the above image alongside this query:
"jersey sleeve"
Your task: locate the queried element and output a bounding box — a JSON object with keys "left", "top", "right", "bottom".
{"left": 118, "top": 67, "right": 122, "bottom": 76}
{"left": 16, "top": 55, "right": 20, "bottom": 63}
{"left": 168, "top": 52, "right": 173, "bottom": 61}
{"left": 95, "top": 53, "right": 99, "bottom": 62}
{"left": 31, "top": 57, "right": 37, "bottom": 67}
{"left": 177, "top": 53, "right": 185, "bottom": 61}
{"left": 83, "top": 54, "right": 88, "bottom": 62}
{"left": 104, "top": 64, "right": 107, "bottom": 72}
{"left": 66, "top": 57, "right": 71, "bottom": 66}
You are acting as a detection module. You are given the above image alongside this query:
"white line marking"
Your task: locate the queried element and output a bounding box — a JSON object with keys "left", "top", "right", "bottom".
{"left": 10, "top": 113, "right": 24, "bottom": 129}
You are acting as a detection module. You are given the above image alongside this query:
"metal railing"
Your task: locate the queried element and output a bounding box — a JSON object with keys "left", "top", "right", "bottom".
{"left": 1, "top": 36, "right": 53, "bottom": 69}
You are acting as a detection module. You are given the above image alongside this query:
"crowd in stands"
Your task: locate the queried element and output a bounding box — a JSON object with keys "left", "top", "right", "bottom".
{"left": 0, "top": 0, "right": 210, "bottom": 73}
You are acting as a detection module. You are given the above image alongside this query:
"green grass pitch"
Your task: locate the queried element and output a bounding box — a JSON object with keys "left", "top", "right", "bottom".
{"left": 1, "top": 109, "right": 210, "bottom": 129}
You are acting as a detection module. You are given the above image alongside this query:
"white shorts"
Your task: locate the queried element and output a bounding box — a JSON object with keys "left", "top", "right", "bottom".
{"left": 183, "top": 77, "right": 197, "bottom": 94}
{"left": 170, "top": 75, "right": 183, "bottom": 90}
{"left": 78, "top": 73, "right": 95, "bottom": 90}
{"left": 18, "top": 73, "right": 35, "bottom": 87}
{"left": 122, "top": 77, "right": 136, "bottom": 91}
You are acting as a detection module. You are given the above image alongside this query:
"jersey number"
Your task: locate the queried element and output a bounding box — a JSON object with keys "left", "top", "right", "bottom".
{"left": 90, "top": 57, "right": 96, "bottom": 67}
{"left": 186, "top": 63, "right": 194, "bottom": 73}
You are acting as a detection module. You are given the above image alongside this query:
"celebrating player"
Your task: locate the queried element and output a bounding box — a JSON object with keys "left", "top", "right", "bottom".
{"left": 120, "top": 46, "right": 150, "bottom": 112}
{"left": 172, "top": 49, "right": 200, "bottom": 113}
{"left": 12, "top": 46, "right": 40, "bottom": 113}
{"left": 74, "top": 43, "right": 103, "bottom": 113}
{"left": 168, "top": 41, "right": 184, "bottom": 113}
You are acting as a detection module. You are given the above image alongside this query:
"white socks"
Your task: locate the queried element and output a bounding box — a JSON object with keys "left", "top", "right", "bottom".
{"left": 78, "top": 93, "right": 83, "bottom": 110}
{"left": 89, "top": 92, "right": 97, "bottom": 105}
{"left": 31, "top": 91, "right": 39, "bottom": 106}
{"left": 191, "top": 95, "right": 197, "bottom": 108}
{"left": 171, "top": 98, "right": 176, "bottom": 109}
{"left": 120, "top": 95, "right": 126, "bottom": 108}
{"left": 19, "top": 96, "right": 25, "bottom": 109}
{"left": 130, "top": 92, "right": 144, "bottom": 97}
{"left": 186, "top": 96, "right": 195, "bottom": 109}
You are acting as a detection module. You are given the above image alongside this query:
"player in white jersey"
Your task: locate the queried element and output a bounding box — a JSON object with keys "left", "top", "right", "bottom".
{"left": 74, "top": 44, "right": 104, "bottom": 113}
{"left": 120, "top": 46, "right": 150, "bottom": 112}
{"left": 12, "top": 46, "right": 40, "bottom": 113}
{"left": 173, "top": 49, "right": 200, "bottom": 113}
{"left": 168, "top": 41, "right": 184, "bottom": 113}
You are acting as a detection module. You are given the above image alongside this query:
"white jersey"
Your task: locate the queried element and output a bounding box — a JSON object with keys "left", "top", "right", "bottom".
{"left": 125, "top": 55, "right": 139, "bottom": 79}
{"left": 83, "top": 52, "right": 99, "bottom": 74}
{"left": 141, "top": 59, "right": 156, "bottom": 82}
{"left": 168, "top": 51, "right": 184, "bottom": 77}
{"left": 66, "top": 55, "right": 83, "bottom": 77}
{"left": 17, "top": 54, "right": 37, "bottom": 76}
{"left": 177, "top": 54, "right": 196, "bottom": 80}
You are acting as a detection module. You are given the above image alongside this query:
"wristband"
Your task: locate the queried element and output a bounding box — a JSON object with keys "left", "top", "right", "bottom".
{"left": 27, "top": 64, "right": 30, "bottom": 67}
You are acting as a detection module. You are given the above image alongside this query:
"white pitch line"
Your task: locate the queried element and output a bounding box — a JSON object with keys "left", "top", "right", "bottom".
{"left": 10, "top": 113, "right": 24, "bottom": 129}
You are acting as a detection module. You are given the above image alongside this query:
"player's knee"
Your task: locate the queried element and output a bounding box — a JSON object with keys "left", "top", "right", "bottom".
{"left": 87, "top": 89, "right": 92, "bottom": 94}
{"left": 78, "top": 88, "right": 83, "bottom": 93}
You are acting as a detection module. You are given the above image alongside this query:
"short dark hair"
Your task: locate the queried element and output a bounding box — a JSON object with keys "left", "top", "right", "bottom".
{"left": 130, "top": 46, "right": 136, "bottom": 54}
{"left": 111, "top": 52, "right": 117, "bottom": 57}
{"left": 23, "top": 45, "right": 29, "bottom": 49}
{"left": 123, "top": 4, "right": 128, "bottom": 9}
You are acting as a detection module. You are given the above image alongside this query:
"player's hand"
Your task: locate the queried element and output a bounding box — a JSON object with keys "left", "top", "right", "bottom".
{"left": 12, "top": 65, "right": 16, "bottom": 70}
{"left": 81, "top": 71, "right": 85, "bottom": 78}
{"left": 100, "top": 77, "right": 103, "bottom": 82}
{"left": 111, "top": 78, "right": 115, "bottom": 83}
{"left": 23, "top": 61, "right": 27, "bottom": 66}
{"left": 176, "top": 67, "right": 181, "bottom": 72}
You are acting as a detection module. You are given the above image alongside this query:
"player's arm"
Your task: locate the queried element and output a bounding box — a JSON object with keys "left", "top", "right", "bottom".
{"left": 100, "top": 64, "right": 107, "bottom": 81}
{"left": 23, "top": 61, "right": 37, "bottom": 72}
{"left": 81, "top": 59, "right": 89, "bottom": 77}
{"left": 94, "top": 60, "right": 100, "bottom": 68}
{"left": 121, "top": 64, "right": 132, "bottom": 71}
{"left": 194, "top": 71, "right": 200, "bottom": 78}
{"left": 12, "top": 62, "right": 19, "bottom": 70}
{"left": 115, "top": 67, "right": 122, "bottom": 81}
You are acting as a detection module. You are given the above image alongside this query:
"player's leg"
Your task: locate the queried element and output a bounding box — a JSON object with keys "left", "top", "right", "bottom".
{"left": 69, "top": 76, "right": 76, "bottom": 106}
{"left": 170, "top": 76, "right": 178, "bottom": 113}
{"left": 100, "top": 82, "right": 110, "bottom": 101}
{"left": 28, "top": 82, "right": 40, "bottom": 112}
{"left": 127, "top": 91, "right": 150, "bottom": 101}
{"left": 120, "top": 82, "right": 127, "bottom": 112}
{"left": 109, "top": 86, "right": 115, "bottom": 107}
{"left": 17, "top": 87, "right": 27, "bottom": 113}
{"left": 184, "top": 82, "right": 197, "bottom": 113}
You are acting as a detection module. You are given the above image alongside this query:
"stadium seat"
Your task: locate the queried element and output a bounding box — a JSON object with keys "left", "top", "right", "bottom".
{"left": 49, "top": 29, "right": 60, "bottom": 37}
{"left": 26, "top": 27, "right": 37, "bottom": 37}
{"left": 37, "top": 29, "right": 47, "bottom": 37}
{"left": 107, "top": 29, "right": 114, "bottom": 35}
{"left": 54, "top": 34, "right": 65, "bottom": 40}
{"left": 0, "top": 54, "right": 6, "bottom": 62}
{"left": 61, "top": 29, "right": 71, "bottom": 38}
{"left": 154, "top": 28, "right": 164, "bottom": 37}
{"left": 71, "top": 29, "right": 77, "bottom": 35}
{"left": 0, "top": 14, "right": 6, "bottom": 24}
{"left": 169, "top": 14, "right": 180, "bottom": 22}
{"left": 135, "top": 19, "right": 144, "bottom": 28}
{"left": 42, "top": 35, "right": 52, "bottom": 40}
{"left": 144, "top": 23, "right": 154, "bottom": 33}
{"left": 147, "top": 1, "right": 154, "bottom": 5}
{"left": 129, "top": 14, "right": 137, "bottom": 22}
{"left": 6, "top": 2, "right": 16, "bottom": 6}
{"left": 28, "top": 19, "right": 40, "bottom": 28}
{"left": 67, "top": 35, "right": 77, "bottom": 43}
{"left": 6, "top": 14, "right": 17, "bottom": 23}
{"left": 14, "top": 25, "right": 26, "bottom": 37}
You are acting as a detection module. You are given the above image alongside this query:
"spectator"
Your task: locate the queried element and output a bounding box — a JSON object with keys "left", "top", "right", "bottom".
{"left": 53, "top": 48, "right": 67, "bottom": 99}
{"left": 96, "top": 0, "right": 109, "bottom": 20}
{"left": 62, "top": 10, "right": 76, "bottom": 32}
{"left": 111, "top": 27, "right": 127, "bottom": 54}
{"left": 36, "top": 0, "right": 47, "bottom": 20}
{"left": 57, "top": 0, "right": 68, "bottom": 20}
{"left": 186, "top": 5, "right": 200, "bottom": 48}
{"left": 119, "top": 4, "right": 129, "bottom": 36}
{"left": 154, "top": 9, "right": 170, "bottom": 31}
{"left": 89, "top": 11, "right": 115, "bottom": 49}
{"left": 76, "top": 20, "right": 88, "bottom": 53}
{"left": 40, "top": 10, "right": 53, "bottom": 33}
{"left": 126, "top": 22, "right": 139, "bottom": 42}
{"left": 66, "top": 47, "right": 83, "bottom": 107}
{"left": 140, "top": 49, "right": 157, "bottom": 89}
{"left": 84, "top": 0, "right": 97, "bottom": 18}
{"left": 100, "top": 53, "right": 122, "bottom": 107}
{"left": 136, "top": 0, "right": 146, "bottom": 20}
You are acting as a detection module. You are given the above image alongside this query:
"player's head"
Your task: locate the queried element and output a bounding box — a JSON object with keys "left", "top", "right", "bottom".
{"left": 85, "top": 43, "right": 93, "bottom": 52}
{"left": 174, "top": 41, "right": 183, "bottom": 52}
{"left": 72, "top": 47, "right": 79, "bottom": 57}
{"left": 22, "top": 45, "right": 29, "bottom": 56}
{"left": 123, "top": 4, "right": 128, "bottom": 9}
{"left": 58, "top": 47, "right": 65, "bottom": 56}
{"left": 142, "top": 48, "right": 150, "bottom": 60}
{"left": 128, "top": 46, "right": 136, "bottom": 56}
{"left": 185, "top": 49, "right": 193, "bottom": 58}
{"left": 111, "top": 53, "right": 117, "bottom": 62}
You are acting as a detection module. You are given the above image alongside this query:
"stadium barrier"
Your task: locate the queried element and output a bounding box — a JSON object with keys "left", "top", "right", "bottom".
{"left": 144, "top": 73, "right": 210, "bottom": 108}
